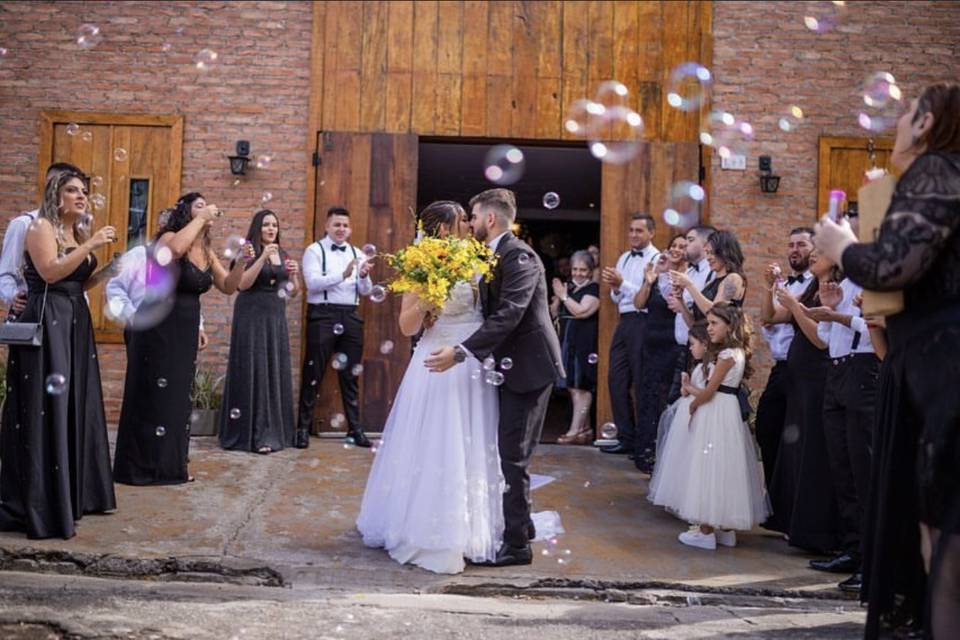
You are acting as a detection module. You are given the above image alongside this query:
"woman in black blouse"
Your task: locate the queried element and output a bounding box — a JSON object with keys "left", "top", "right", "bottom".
{"left": 550, "top": 250, "right": 600, "bottom": 444}
{"left": 219, "top": 209, "right": 301, "bottom": 454}
{"left": 670, "top": 229, "right": 746, "bottom": 324}
{"left": 815, "top": 82, "right": 960, "bottom": 640}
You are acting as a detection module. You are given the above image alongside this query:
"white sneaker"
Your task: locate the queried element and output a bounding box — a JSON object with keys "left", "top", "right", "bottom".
{"left": 678, "top": 529, "right": 716, "bottom": 550}
{"left": 715, "top": 529, "right": 737, "bottom": 547}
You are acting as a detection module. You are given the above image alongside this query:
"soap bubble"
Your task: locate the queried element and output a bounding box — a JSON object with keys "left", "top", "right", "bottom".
{"left": 483, "top": 356, "right": 496, "bottom": 371}
{"left": 157, "top": 377, "right": 168, "bottom": 388}
{"left": 587, "top": 106, "right": 644, "bottom": 164}
{"left": 0, "top": 47, "right": 8, "bottom": 59}
{"left": 783, "top": 424, "right": 800, "bottom": 445}
{"left": 255, "top": 154, "right": 272, "bottom": 170}
{"left": 161, "top": 42, "right": 173, "bottom": 52}
{"left": 155, "top": 425, "right": 166, "bottom": 437}
{"left": 330, "top": 413, "right": 346, "bottom": 429}
{"left": 803, "top": 1, "right": 847, "bottom": 33}
{"left": 483, "top": 145, "right": 525, "bottom": 185}
{"left": 666, "top": 62, "right": 712, "bottom": 112}
{"left": 663, "top": 181, "right": 705, "bottom": 228}
{"left": 351, "top": 364, "right": 364, "bottom": 377}
{"left": 331, "top": 353, "right": 348, "bottom": 370}
{"left": 699, "top": 110, "right": 752, "bottom": 159}
{"left": 600, "top": 422, "right": 618, "bottom": 439}
{"left": 91, "top": 175, "right": 104, "bottom": 189}
{"left": 542, "top": 192, "right": 560, "bottom": 209}
{"left": 66, "top": 123, "right": 80, "bottom": 136}
{"left": 230, "top": 408, "right": 241, "bottom": 420}
{"left": 333, "top": 323, "right": 344, "bottom": 335}
{"left": 594, "top": 80, "right": 630, "bottom": 110}
{"left": 223, "top": 236, "right": 246, "bottom": 260}
{"left": 91, "top": 194, "right": 107, "bottom": 211}
{"left": 379, "top": 340, "right": 395, "bottom": 355}
{"left": 564, "top": 99, "right": 603, "bottom": 136}
{"left": 470, "top": 369, "right": 482, "bottom": 381}
{"left": 45, "top": 373, "right": 67, "bottom": 395}
{"left": 369, "top": 285, "right": 387, "bottom": 303}
{"left": 778, "top": 105, "right": 805, "bottom": 132}
{"left": 499, "top": 357, "right": 514, "bottom": 371}
{"left": 76, "top": 23, "right": 103, "bottom": 49}
{"left": 114, "top": 148, "right": 128, "bottom": 162}
{"left": 116, "top": 246, "right": 180, "bottom": 330}
{"left": 517, "top": 253, "right": 530, "bottom": 266}
{"left": 858, "top": 71, "right": 902, "bottom": 133}
{"left": 260, "top": 192, "right": 272, "bottom": 205}
{"left": 193, "top": 48, "right": 218, "bottom": 71}
{"left": 587, "top": 353, "right": 599, "bottom": 365}
{"left": 362, "top": 243, "right": 377, "bottom": 258}
{"left": 485, "top": 371, "right": 505, "bottom": 386}
{"left": 81, "top": 131, "right": 93, "bottom": 143}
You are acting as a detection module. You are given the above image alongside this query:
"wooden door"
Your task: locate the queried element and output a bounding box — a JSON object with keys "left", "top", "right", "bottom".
{"left": 817, "top": 136, "right": 896, "bottom": 216}
{"left": 39, "top": 111, "right": 184, "bottom": 343}
{"left": 309, "top": 132, "right": 418, "bottom": 433}
{"left": 596, "top": 141, "right": 701, "bottom": 429}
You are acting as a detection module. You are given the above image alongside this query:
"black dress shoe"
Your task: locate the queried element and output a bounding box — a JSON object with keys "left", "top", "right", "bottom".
{"left": 348, "top": 430, "right": 371, "bottom": 448}
{"left": 526, "top": 523, "right": 536, "bottom": 541}
{"left": 838, "top": 572, "right": 862, "bottom": 593}
{"left": 809, "top": 553, "right": 859, "bottom": 573}
{"left": 600, "top": 444, "right": 632, "bottom": 455}
{"left": 473, "top": 544, "right": 533, "bottom": 567}
{"left": 635, "top": 457, "right": 654, "bottom": 474}
{"left": 294, "top": 429, "right": 310, "bottom": 449}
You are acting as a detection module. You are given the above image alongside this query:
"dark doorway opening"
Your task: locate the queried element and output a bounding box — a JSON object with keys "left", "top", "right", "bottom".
{"left": 417, "top": 139, "right": 603, "bottom": 444}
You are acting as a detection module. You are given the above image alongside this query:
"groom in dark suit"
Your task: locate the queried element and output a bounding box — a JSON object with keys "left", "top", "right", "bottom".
{"left": 425, "top": 188, "right": 564, "bottom": 566}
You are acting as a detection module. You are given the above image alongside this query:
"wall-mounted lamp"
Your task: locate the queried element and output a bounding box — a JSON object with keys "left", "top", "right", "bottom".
{"left": 228, "top": 140, "right": 251, "bottom": 176}
{"left": 759, "top": 155, "right": 780, "bottom": 193}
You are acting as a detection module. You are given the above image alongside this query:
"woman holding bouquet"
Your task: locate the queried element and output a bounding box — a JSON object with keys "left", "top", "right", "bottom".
{"left": 356, "top": 200, "right": 503, "bottom": 574}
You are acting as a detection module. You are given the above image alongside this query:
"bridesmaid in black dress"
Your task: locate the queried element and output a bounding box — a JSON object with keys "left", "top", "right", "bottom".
{"left": 672, "top": 229, "right": 746, "bottom": 324}
{"left": 815, "top": 82, "right": 960, "bottom": 640}
{"left": 218, "top": 209, "right": 300, "bottom": 454}
{"left": 763, "top": 248, "right": 839, "bottom": 553}
{"left": 0, "top": 169, "right": 118, "bottom": 539}
{"left": 113, "top": 192, "right": 244, "bottom": 485}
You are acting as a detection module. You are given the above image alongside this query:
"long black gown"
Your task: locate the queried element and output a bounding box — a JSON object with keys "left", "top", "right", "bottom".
{"left": 113, "top": 258, "right": 212, "bottom": 485}
{"left": 0, "top": 252, "right": 116, "bottom": 539}
{"left": 218, "top": 259, "right": 295, "bottom": 452}
{"left": 637, "top": 278, "right": 683, "bottom": 456}
{"left": 764, "top": 280, "right": 839, "bottom": 553}
{"left": 841, "top": 152, "right": 960, "bottom": 638}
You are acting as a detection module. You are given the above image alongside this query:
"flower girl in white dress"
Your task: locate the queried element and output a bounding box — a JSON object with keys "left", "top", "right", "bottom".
{"left": 356, "top": 201, "right": 503, "bottom": 574}
{"left": 648, "top": 302, "right": 770, "bottom": 550}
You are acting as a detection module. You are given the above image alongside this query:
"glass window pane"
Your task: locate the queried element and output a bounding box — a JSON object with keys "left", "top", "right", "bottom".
{"left": 127, "top": 178, "right": 150, "bottom": 248}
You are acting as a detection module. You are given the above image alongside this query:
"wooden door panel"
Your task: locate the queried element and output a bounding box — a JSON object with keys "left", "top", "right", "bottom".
{"left": 310, "top": 131, "right": 418, "bottom": 433}
{"left": 817, "top": 136, "right": 896, "bottom": 217}
{"left": 597, "top": 141, "right": 701, "bottom": 430}
{"left": 40, "top": 112, "right": 184, "bottom": 343}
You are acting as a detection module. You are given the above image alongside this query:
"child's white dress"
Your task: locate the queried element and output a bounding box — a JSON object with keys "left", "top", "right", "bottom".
{"left": 647, "top": 349, "right": 771, "bottom": 530}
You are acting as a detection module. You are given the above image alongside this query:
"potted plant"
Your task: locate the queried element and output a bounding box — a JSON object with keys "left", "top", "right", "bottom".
{"left": 190, "top": 368, "right": 223, "bottom": 437}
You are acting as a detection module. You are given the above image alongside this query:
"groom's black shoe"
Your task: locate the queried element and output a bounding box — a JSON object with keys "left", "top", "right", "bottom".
{"left": 294, "top": 429, "right": 310, "bottom": 449}
{"left": 473, "top": 544, "right": 533, "bottom": 567}
{"left": 347, "top": 429, "right": 371, "bottom": 448}
{"left": 600, "top": 443, "right": 632, "bottom": 455}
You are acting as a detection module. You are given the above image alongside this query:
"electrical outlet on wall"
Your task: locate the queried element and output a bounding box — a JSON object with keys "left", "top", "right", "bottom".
{"left": 720, "top": 154, "right": 747, "bottom": 170}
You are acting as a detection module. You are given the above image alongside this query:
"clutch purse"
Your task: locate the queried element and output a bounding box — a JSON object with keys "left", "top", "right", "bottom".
{"left": 0, "top": 285, "right": 48, "bottom": 347}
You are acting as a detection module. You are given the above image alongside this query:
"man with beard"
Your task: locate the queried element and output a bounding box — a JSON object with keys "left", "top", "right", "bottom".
{"left": 756, "top": 226, "right": 814, "bottom": 490}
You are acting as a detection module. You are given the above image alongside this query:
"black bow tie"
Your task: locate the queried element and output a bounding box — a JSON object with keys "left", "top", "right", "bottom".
{"left": 787, "top": 274, "right": 806, "bottom": 285}
{"left": 630, "top": 249, "right": 644, "bottom": 258}
{"left": 690, "top": 263, "right": 700, "bottom": 272}
{"left": 331, "top": 244, "right": 347, "bottom": 252}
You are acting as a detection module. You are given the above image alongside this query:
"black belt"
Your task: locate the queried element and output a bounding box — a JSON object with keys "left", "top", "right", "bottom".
{"left": 309, "top": 303, "right": 357, "bottom": 311}
{"left": 831, "top": 352, "right": 875, "bottom": 366}
{"left": 718, "top": 384, "right": 752, "bottom": 420}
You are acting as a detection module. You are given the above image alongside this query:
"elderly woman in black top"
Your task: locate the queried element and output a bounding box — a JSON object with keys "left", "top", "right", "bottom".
{"left": 815, "top": 82, "right": 960, "bottom": 640}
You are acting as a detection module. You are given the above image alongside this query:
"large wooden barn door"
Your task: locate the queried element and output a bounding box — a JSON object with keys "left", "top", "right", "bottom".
{"left": 309, "top": 131, "right": 418, "bottom": 434}
{"left": 596, "top": 141, "right": 702, "bottom": 430}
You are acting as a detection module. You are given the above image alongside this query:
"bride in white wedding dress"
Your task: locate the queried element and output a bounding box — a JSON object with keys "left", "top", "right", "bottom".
{"left": 356, "top": 201, "right": 503, "bottom": 574}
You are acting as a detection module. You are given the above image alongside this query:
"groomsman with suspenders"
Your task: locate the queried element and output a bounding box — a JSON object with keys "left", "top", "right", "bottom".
{"left": 600, "top": 213, "right": 659, "bottom": 456}
{"left": 296, "top": 206, "right": 374, "bottom": 449}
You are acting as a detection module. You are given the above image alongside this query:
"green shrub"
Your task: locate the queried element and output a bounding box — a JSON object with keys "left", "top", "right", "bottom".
{"left": 191, "top": 368, "right": 223, "bottom": 410}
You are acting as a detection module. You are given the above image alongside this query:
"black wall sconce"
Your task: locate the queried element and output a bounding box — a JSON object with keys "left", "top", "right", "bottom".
{"left": 229, "top": 140, "right": 251, "bottom": 176}
{"left": 759, "top": 155, "right": 780, "bottom": 193}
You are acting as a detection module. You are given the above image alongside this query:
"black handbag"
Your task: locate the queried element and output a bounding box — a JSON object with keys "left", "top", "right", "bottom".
{"left": 0, "top": 285, "right": 48, "bottom": 347}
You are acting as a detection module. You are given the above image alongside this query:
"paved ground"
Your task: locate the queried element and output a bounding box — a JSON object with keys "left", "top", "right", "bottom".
{"left": 0, "top": 440, "right": 866, "bottom": 638}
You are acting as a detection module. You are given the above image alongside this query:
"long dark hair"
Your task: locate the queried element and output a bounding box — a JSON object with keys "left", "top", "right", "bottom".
{"left": 160, "top": 191, "right": 211, "bottom": 257}
{"left": 706, "top": 230, "right": 745, "bottom": 277}
{"left": 705, "top": 301, "right": 754, "bottom": 380}
{"left": 417, "top": 200, "right": 465, "bottom": 238}
{"left": 244, "top": 209, "right": 286, "bottom": 260}
{"left": 913, "top": 82, "right": 960, "bottom": 154}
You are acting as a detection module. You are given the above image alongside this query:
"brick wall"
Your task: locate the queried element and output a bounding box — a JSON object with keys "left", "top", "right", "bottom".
{"left": 0, "top": 1, "right": 312, "bottom": 421}
{"left": 709, "top": 0, "right": 960, "bottom": 379}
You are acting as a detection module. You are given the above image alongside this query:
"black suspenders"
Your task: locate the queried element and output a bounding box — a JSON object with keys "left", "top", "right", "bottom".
{"left": 317, "top": 240, "right": 360, "bottom": 304}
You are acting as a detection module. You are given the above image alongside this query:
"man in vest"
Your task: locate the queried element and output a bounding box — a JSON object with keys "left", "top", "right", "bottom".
{"left": 296, "top": 206, "right": 374, "bottom": 449}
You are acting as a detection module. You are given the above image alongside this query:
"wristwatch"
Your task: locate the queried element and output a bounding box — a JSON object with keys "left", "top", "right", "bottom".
{"left": 452, "top": 345, "right": 467, "bottom": 363}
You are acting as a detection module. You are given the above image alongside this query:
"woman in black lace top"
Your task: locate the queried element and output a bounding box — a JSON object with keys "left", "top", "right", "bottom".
{"left": 815, "top": 82, "right": 960, "bottom": 640}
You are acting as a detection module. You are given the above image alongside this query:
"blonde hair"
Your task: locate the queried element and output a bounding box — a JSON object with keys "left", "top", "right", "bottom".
{"left": 38, "top": 168, "right": 90, "bottom": 255}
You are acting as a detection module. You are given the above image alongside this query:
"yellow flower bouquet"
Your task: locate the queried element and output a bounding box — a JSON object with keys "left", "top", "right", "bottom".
{"left": 385, "top": 231, "right": 497, "bottom": 310}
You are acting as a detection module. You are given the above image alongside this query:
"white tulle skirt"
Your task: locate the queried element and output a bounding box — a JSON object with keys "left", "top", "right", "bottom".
{"left": 356, "top": 317, "right": 504, "bottom": 574}
{"left": 648, "top": 394, "right": 771, "bottom": 531}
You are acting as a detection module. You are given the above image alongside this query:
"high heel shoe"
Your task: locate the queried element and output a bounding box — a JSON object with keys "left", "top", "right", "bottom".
{"left": 557, "top": 428, "right": 593, "bottom": 445}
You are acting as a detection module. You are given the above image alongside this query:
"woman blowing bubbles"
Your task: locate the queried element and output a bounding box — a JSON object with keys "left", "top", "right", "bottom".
{"left": 113, "top": 193, "right": 244, "bottom": 486}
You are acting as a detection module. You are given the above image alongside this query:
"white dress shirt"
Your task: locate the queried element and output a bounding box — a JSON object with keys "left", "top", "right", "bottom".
{"left": 488, "top": 231, "right": 508, "bottom": 254}
{"left": 610, "top": 244, "right": 659, "bottom": 314}
{"left": 816, "top": 278, "right": 874, "bottom": 358}
{"left": 761, "top": 270, "right": 812, "bottom": 361}
{"left": 673, "top": 257, "right": 713, "bottom": 345}
{"left": 0, "top": 209, "right": 38, "bottom": 305}
{"left": 302, "top": 236, "right": 373, "bottom": 305}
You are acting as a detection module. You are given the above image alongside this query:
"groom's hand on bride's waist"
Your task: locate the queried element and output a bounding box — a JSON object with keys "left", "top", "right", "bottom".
{"left": 425, "top": 346, "right": 457, "bottom": 372}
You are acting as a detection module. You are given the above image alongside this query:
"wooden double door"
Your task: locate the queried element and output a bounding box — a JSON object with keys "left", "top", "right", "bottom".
{"left": 309, "top": 131, "right": 701, "bottom": 434}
